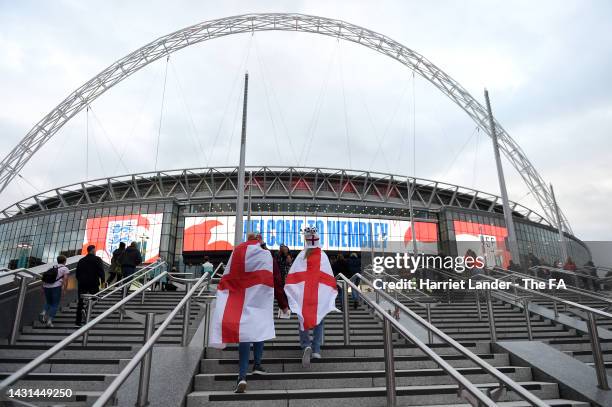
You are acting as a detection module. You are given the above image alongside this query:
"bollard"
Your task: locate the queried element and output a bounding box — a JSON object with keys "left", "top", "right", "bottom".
{"left": 82, "top": 297, "right": 95, "bottom": 346}
{"left": 9, "top": 275, "right": 30, "bottom": 345}
{"left": 136, "top": 312, "right": 155, "bottom": 407}
{"left": 182, "top": 282, "right": 193, "bottom": 346}
{"left": 586, "top": 312, "right": 610, "bottom": 390}
{"left": 523, "top": 300, "right": 533, "bottom": 341}
{"left": 383, "top": 317, "right": 397, "bottom": 407}
{"left": 485, "top": 290, "right": 497, "bottom": 342}
{"left": 341, "top": 281, "right": 350, "bottom": 345}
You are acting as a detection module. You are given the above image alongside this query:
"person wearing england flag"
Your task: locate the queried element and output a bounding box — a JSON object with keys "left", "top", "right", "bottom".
{"left": 209, "top": 232, "right": 288, "bottom": 394}
{"left": 284, "top": 227, "right": 338, "bottom": 368}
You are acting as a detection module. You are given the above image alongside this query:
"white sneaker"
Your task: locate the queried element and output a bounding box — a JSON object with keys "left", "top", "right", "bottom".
{"left": 312, "top": 352, "right": 321, "bottom": 359}
{"left": 302, "top": 346, "right": 312, "bottom": 368}
{"left": 45, "top": 319, "right": 54, "bottom": 328}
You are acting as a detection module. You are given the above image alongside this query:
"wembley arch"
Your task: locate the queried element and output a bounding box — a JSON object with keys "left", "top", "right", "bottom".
{"left": 0, "top": 12, "right": 571, "bottom": 232}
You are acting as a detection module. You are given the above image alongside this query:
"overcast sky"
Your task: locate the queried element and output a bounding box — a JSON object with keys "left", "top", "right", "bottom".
{"left": 1, "top": 1, "right": 611, "bottom": 247}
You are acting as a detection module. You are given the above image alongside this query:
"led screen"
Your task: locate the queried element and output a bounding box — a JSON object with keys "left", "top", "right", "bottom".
{"left": 183, "top": 215, "right": 438, "bottom": 253}
{"left": 81, "top": 213, "right": 163, "bottom": 263}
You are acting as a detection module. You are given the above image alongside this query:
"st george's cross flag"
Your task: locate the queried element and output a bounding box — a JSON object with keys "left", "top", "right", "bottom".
{"left": 209, "top": 239, "right": 275, "bottom": 347}
{"left": 284, "top": 248, "right": 338, "bottom": 330}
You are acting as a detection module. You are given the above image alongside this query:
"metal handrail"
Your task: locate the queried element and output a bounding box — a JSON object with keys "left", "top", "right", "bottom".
{"left": 0, "top": 267, "right": 39, "bottom": 281}
{"left": 95, "top": 261, "right": 161, "bottom": 300}
{"left": 490, "top": 266, "right": 612, "bottom": 306}
{"left": 348, "top": 273, "right": 550, "bottom": 407}
{"left": 530, "top": 265, "right": 602, "bottom": 282}
{"left": 168, "top": 263, "right": 225, "bottom": 284}
{"left": 431, "top": 266, "right": 612, "bottom": 390}
{"left": 0, "top": 270, "right": 168, "bottom": 398}
{"left": 361, "top": 269, "right": 437, "bottom": 309}
{"left": 92, "top": 271, "right": 213, "bottom": 407}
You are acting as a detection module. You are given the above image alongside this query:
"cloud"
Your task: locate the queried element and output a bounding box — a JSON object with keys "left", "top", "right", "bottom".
{"left": 0, "top": 0, "right": 611, "bottom": 242}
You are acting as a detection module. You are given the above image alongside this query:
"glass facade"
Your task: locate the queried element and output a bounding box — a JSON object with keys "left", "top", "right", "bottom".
{"left": 0, "top": 201, "right": 175, "bottom": 269}
{"left": 0, "top": 197, "right": 591, "bottom": 271}
{"left": 440, "top": 208, "right": 591, "bottom": 267}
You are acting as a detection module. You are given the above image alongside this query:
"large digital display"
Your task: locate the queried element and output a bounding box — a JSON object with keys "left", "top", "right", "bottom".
{"left": 81, "top": 214, "right": 163, "bottom": 264}
{"left": 453, "top": 220, "right": 510, "bottom": 267}
{"left": 183, "top": 215, "right": 438, "bottom": 253}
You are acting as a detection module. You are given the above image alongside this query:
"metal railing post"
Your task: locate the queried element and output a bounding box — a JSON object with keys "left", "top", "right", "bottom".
{"left": 586, "top": 312, "right": 610, "bottom": 390}
{"left": 136, "top": 312, "right": 155, "bottom": 407}
{"left": 341, "top": 281, "right": 350, "bottom": 345}
{"left": 202, "top": 302, "right": 210, "bottom": 348}
{"left": 119, "top": 284, "right": 128, "bottom": 323}
{"left": 182, "top": 282, "right": 193, "bottom": 346}
{"left": 523, "top": 300, "right": 533, "bottom": 341}
{"left": 475, "top": 292, "right": 482, "bottom": 322}
{"left": 383, "top": 317, "right": 397, "bottom": 407}
{"left": 553, "top": 301, "right": 559, "bottom": 319}
{"left": 9, "top": 275, "right": 30, "bottom": 345}
{"left": 82, "top": 296, "right": 95, "bottom": 346}
{"left": 426, "top": 303, "right": 433, "bottom": 345}
{"left": 140, "top": 271, "right": 148, "bottom": 305}
{"left": 485, "top": 290, "right": 497, "bottom": 342}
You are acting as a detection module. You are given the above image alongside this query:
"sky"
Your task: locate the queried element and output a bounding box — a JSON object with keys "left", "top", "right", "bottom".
{"left": 0, "top": 1, "right": 611, "bottom": 250}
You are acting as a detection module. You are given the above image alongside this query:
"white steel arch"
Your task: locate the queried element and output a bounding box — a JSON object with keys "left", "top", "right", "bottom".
{"left": 0, "top": 13, "right": 570, "bottom": 232}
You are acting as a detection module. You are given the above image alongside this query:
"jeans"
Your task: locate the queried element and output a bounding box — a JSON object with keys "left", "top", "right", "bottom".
{"left": 43, "top": 286, "right": 62, "bottom": 319}
{"left": 337, "top": 285, "right": 344, "bottom": 309}
{"left": 76, "top": 286, "right": 99, "bottom": 325}
{"left": 300, "top": 321, "right": 324, "bottom": 354}
{"left": 238, "top": 341, "right": 264, "bottom": 378}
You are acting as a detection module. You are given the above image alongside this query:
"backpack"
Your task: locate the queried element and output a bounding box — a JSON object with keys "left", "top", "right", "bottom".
{"left": 41, "top": 266, "right": 60, "bottom": 284}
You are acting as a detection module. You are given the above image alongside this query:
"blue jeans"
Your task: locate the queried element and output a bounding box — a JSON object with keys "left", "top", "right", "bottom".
{"left": 43, "top": 286, "right": 62, "bottom": 319}
{"left": 238, "top": 341, "right": 264, "bottom": 378}
{"left": 300, "top": 321, "right": 324, "bottom": 354}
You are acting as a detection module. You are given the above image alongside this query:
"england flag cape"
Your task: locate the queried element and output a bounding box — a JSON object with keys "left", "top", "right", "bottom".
{"left": 209, "top": 240, "right": 275, "bottom": 347}
{"left": 284, "top": 248, "right": 338, "bottom": 330}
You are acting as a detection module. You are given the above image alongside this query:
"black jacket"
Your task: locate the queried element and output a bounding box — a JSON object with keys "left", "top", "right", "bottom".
{"left": 76, "top": 253, "right": 105, "bottom": 289}
{"left": 347, "top": 257, "right": 361, "bottom": 279}
{"left": 120, "top": 246, "right": 143, "bottom": 267}
{"left": 332, "top": 258, "right": 351, "bottom": 278}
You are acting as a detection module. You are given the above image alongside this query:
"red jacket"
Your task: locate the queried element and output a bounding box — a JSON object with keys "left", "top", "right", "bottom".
{"left": 273, "top": 257, "right": 289, "bottom": 310}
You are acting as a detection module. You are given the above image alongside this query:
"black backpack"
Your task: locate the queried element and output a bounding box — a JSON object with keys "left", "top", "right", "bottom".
{"left": 41, "top": 266, "right": 60, "bottom": 284}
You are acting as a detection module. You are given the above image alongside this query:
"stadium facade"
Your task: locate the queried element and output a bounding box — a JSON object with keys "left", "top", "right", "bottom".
{"left": 0, "top": 166, "right": 590, "bottom": 271}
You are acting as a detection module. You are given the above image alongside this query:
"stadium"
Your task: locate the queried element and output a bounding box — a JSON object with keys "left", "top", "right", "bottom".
{"left": 0, "top": 165, "right": 591, "bottom": 271}
{"left": 1, "top": 11, "right": 610, "bottom": 407}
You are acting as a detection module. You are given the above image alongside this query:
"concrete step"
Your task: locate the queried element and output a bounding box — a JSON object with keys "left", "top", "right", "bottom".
{"left": 194, "top": 366, "right": 533, "bottom": 390}
{"left": 186, "top": 381, "right": 561, "bottom": 406}
{"left": 6, "top": 390, "right": 101, "bottom": 407}
{"left": 200, "top": 353, "right": 510, "bottom": 373}
{"left": 0, "top": 372, "right": 116, "bottom": 391}
{"left": 0, "top": 345, "right": 135, "bottom": 359}
{"left": 205, "top": 342, "right": 491, "bottom": 359}
{"left": 0, "top": 357, "right": 122, "bottom": 373}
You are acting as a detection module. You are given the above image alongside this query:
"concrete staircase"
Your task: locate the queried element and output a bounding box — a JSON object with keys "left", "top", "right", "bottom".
{"left": 186, "top": 298, "right": 589, "bottom": 406}
{"left": 0, "top": 289, "right": 199, "bottom": 406}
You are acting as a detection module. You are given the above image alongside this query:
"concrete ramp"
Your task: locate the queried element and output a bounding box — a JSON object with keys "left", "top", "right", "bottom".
{"left": 496, "top": 340, "right": 612, "bottom": 407}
